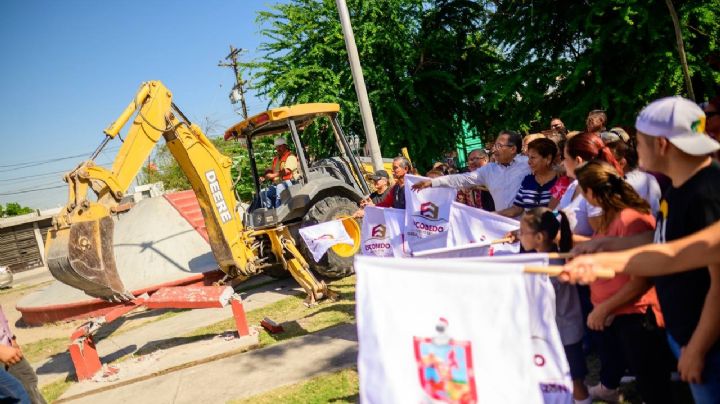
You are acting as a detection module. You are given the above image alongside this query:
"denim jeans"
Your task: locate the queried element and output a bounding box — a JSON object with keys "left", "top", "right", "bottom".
{"left": 0, "top": 368, "right": 30, "bottom": 404}
{"left": 263, "top": 180, "right": 294, "bottom": 208}
{"left": 667, "top": 332, "right": 720, "bottom": 404}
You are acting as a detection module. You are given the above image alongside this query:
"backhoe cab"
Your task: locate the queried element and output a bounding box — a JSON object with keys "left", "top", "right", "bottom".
{"left": 224, "top": 104, "right": 369, "bottom": 278}
{"left": 45, "top": 81, "right": 365, "bottom": 306}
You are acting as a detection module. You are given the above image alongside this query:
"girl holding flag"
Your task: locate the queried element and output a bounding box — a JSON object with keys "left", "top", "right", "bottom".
{"left": 518, "top": 207, "right": 590, "bottom": 404}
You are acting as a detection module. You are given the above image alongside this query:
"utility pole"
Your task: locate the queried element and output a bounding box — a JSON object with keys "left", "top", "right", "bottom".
{"left": 335, "top": 0, "right": 384, "bottom": 171}
{"left": 219, "top": 45, "right": 250, "bottom": 119}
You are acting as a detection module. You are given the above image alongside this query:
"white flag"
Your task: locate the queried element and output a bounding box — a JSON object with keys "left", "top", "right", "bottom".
{"left": 414, "top": 251, "right": 574, "bottom": 404}
{"left": 360, "top": 207, "right": 394, "bottom": 257}
{"left": 356, "top": 255, "right": 543, "bottom": 404}
{"left": 298, "top": 219, "right": 354, "bottom": 262}
{"left": 403, "top": 174, "right": 457, "bottom": 254}
{"left": 383, "top": 207, "right": 408, "bottom": 257}
{"left": 447, "top": 201, "right": 521, "bottom": 255}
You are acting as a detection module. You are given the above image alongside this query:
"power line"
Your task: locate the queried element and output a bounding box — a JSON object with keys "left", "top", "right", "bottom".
{"left": 0, "top": 185, "right": 66, "bottom": 196}
{"left": 0, "top": 169, "right": 68, "bottom": 183}
{"left": 0, "top": 165, "right": 110, "bottom": 192}
{"left": 0, "top": 146, "right": 122, "bottom": 172}
{"left": 0, "top": 152, "right": 89, "bottom": 169}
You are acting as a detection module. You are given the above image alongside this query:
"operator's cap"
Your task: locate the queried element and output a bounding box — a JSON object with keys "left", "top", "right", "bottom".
{"left": 635, "top": 96, "right": 720, "bottom": 156}
{"left": 370, "top": 170, "right": 389, "bottom": 181}
{"left": 274, "top": 137, "right": 288, "bottom": 147}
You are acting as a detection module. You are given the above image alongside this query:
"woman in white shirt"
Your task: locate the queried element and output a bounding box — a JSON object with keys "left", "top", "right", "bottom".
{"left": 559, "top": 132, "right": 625, "bottom": 241}
{"left": 605, "top": 139, "right": 661, "bottom": 216}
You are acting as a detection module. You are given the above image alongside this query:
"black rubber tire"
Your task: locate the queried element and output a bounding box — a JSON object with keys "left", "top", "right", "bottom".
{"left": 296, "top": 196, "right": 358, "bottom": 279}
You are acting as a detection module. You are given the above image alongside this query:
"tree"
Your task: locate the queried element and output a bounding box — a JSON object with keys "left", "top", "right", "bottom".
{"left": 139, "top": 135, "right": 275, "bottom": 203}
{"left": 1, "top": 202, "right": 34, "bottom": 217}
{"left": 244, "top": 0, "right": 501, "bottom": 171}
{"left": 481, "top": 0, "right": 720, "bottom": 133}
{"left": 245, "top": 0, "right": 719, "bottom": 165}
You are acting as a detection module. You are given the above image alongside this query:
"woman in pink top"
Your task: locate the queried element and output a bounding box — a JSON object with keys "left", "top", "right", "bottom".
{"left": 575, "top": 161, "right": 673, "bottom": 404}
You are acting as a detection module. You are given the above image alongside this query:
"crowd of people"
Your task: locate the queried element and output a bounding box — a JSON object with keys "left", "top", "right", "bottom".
{"left": 354, "top": 95, "right": 720, "bottom": 404}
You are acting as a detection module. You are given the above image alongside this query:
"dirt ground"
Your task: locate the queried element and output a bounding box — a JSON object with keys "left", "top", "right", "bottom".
{"left": 0, "top": 271, "right": 83, "bottom": 344}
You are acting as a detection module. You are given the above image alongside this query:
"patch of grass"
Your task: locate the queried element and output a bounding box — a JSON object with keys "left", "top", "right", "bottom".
{"left": 229, "top": 368, "right": 359, "bottom": 404}
{"left": 40, "top": 377, "right": 73, "bottom": 403}
{"left": 186, "top": 276, "right": 356, "bottom": 348}
{"left": 23, "top": 337, "right": 69, "bottom": 364}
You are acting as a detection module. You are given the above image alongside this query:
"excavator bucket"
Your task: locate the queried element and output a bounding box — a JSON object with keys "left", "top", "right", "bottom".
{"left": 46, "top": 216, "right": 132, "bottom": 302}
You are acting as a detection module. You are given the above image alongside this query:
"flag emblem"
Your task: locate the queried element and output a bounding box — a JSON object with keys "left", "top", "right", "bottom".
{"left": 371, "top": 224, "right": 386, "bottom": 238}
{"left": 413, "top": 318, "right": 477, "bottom": 403}
{"left": 419, "top": 202, "right": 440, "bottom": 220}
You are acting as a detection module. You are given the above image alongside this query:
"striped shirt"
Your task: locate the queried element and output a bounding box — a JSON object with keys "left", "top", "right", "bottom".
{"left": 513, "top": 174, "right": 557, "bottom": 209}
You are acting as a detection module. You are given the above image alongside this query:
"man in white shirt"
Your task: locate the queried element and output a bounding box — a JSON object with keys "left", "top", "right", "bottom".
{"left": 412, "top": 130, "right": 530, "bottom": 210}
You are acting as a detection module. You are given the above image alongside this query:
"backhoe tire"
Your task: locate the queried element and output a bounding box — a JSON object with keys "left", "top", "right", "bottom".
{"left": 297, "top": 196, "right": 357, "bottom": 279}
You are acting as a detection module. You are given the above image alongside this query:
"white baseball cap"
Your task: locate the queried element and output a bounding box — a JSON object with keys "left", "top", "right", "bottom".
{"left": 635, "top": 96, "right": 720, "bottom": 156}
{"left": 274, "top": 137, "right": 287, "bottom": 147}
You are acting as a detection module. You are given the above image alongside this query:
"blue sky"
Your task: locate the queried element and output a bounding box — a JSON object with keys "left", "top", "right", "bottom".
{"left": 0, "top": 0, "right": 282, "bottom": 209}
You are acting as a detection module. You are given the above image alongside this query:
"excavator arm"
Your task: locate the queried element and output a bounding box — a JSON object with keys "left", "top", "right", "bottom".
{"left": 46, "top": 81, "right": 173, "bottom": 301}
{"left": 46, "top": 81, "right": 332, "bottom": 303}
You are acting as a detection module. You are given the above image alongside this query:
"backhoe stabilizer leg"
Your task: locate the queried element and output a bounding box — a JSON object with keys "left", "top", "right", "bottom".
{"left": 281, "top": 240, "right": 337, "bottom": 306}
{"left": 286, "top": 259, "right": 324, "bottom": 306}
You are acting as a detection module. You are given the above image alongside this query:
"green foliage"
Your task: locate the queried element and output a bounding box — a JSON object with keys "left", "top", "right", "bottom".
{"left": 141, "top": 146, "right": 192, "bottom": 191}
{"left": 244, "top": 0, "right": 499, "bottom": 171}
{"left": 220, "top": 136, "right": 276, "bottom": 202}
{"left": 244, "top": 0, "right": 719, "bottom": 167}
{"left": 483, "top": 0, "right": 720, "bottom": 133}
{"left": 139, "top": 135, "right": 276, "bottom": 203}
{"left": 0, "top": 202, "right": 34, "bottom": 217}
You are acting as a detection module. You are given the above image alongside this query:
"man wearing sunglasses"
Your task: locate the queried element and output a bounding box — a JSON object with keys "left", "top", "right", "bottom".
{"left": 412, "top": 130, "right": 529, "bottom": 211}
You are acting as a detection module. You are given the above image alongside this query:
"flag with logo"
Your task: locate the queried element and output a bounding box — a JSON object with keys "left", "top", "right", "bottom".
{"left": 298, "top": 219, "right": 354, "bottom": 262}
{"left": 360, "top": 207, "right": 394, "bottom": 257}
{"left": 356, "top": 255, "right": 543, "bottom": 404}
{"left": 447, "top": 201, "right": 521, "bottom": 255}
{"left": 403, "top": 174, "right": 457, "bottom": 254}
{"left": 412, "top": 250, "right": 573, "bottom": 403}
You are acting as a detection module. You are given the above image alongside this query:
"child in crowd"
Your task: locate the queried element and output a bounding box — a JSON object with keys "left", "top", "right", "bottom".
{"left": 575, "top": 160, "right": 673, "bottom": 404}
{"left": 519, "top": 207, "right": 589, "bottom": 404}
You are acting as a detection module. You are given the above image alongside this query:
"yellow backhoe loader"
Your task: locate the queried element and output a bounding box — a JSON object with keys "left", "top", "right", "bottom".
{"left": 45, "top": 80, "right": 369, "bottom": 305}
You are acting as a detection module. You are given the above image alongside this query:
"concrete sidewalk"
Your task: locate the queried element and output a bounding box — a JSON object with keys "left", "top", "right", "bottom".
{"left": 59, "top": 323, "right": 358, "bottom": 403}
{"left": 35, "top": 277, "right": 303, "bottom": 388}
